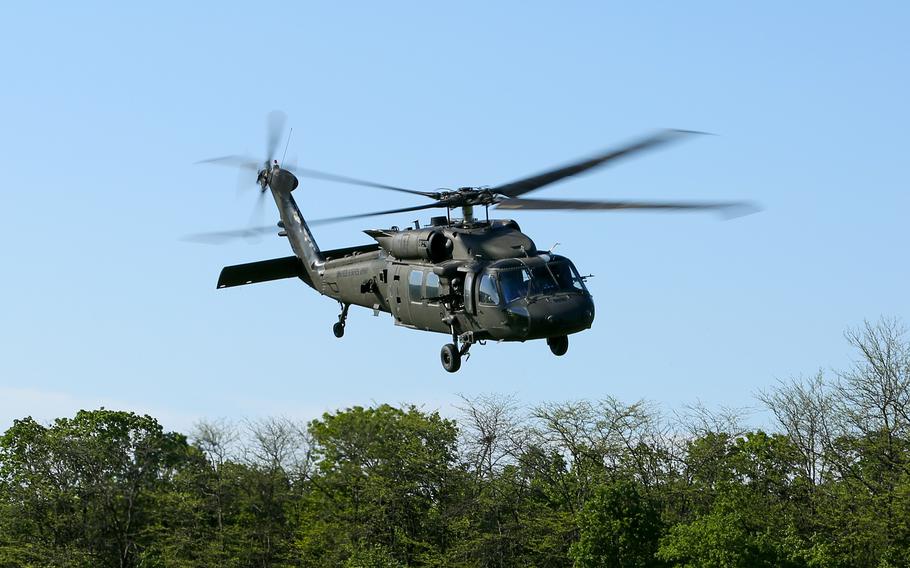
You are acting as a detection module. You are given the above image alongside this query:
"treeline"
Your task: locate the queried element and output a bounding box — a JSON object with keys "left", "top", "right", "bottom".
{"left": 2, "top": 318, "right": 910, "bottom": 567}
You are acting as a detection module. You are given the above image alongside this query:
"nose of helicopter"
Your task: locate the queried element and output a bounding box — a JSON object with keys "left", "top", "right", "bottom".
{"left": 524, "top": 293, "right": 595, "bottom": 339}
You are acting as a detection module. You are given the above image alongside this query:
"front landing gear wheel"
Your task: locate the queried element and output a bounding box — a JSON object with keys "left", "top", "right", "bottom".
{"left": 547, "top": 335, "right": 569, "bottom": 356}
{"left": 441, "top": 343, "right": 461, "bottom": 373}
{"left": 332, "top": 322, "right": 345, "bottom": 338}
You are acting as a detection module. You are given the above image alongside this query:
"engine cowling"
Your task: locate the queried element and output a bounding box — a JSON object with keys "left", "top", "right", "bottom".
{"left": 387, "top": 230, "right": 453, "bottom": 262}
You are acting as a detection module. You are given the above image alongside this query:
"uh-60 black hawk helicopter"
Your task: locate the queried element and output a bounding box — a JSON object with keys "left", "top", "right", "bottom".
{"left": 195, "top": 114, "right": 756, "bottom": 372}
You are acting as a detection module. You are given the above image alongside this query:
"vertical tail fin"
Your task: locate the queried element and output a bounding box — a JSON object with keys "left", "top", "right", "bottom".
{"left": 268, "top": 168, "right": 325, "bottom": 290}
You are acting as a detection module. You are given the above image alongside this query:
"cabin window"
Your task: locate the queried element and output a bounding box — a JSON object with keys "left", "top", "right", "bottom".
{"left": 425, "top": 273, "right": 440, "bottom": 302}
{"left": 478, "top": 273, "right": 500, "bottom": 305}
{"left": 409, "top": 270, "right": 424, "bottom": 302}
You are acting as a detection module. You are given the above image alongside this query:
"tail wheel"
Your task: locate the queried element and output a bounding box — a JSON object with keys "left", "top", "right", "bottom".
{"left": 440, "top": 343, "right": 461, "bottom": 373}
{"left": 547, "top": 335, "right": 569, "bottom": 356}
{"left": 333, "top": 322, "right": 345, "bottom": 338}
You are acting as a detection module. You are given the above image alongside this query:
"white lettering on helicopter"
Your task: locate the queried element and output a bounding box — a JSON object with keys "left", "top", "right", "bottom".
{"left": 337, "top": 267, "right": 368, "bottom": 279}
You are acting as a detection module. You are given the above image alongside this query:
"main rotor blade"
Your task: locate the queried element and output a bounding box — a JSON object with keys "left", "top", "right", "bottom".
{"left": 194, "top": 157, "right": 434, "bottom": 200}
{"left": 309, "top": 202, "right": 446, "bottom": 225}
{"left": 495, "top": 197, "right": 760, "bottom": 218}
{"left": 292, "top": 167, "right": 438, "bottom": 198}
{"left": 266, "top": 110, "right": 287, "bottom": 161}
{"left": 182, "top": 225, "right": 278, "bottom": 245}
{"left": 493, "top": 129, "right": 708, "bottom": 198}
{"left": 196, "top": 154, "right": 261, "bottom": 171}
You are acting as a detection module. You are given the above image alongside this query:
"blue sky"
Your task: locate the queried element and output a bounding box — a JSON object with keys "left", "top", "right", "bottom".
{"left": 1, "top": 2, "right": 907, "bottom": 432}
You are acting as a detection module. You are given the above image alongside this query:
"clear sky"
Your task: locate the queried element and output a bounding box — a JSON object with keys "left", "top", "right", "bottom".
{"left": 1, "top": 2, "right": 907, "bottom": 433}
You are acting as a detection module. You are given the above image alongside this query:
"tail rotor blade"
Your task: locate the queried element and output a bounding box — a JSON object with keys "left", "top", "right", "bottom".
{"left": 196, "top": 154, "right": 261, "bottom": 171}
{"left": 249, "top": 188, "right": 270, "bottom": 226}
{"left": 266, "top": 110, "right": 287, "bottom": 162}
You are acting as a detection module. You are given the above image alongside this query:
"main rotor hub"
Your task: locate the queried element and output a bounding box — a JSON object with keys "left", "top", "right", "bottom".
{"left": 256, "top": 160, "right": 285, "bottom": 191}
{"left": 434, "top": 187, "right": 499, "bottom": 209}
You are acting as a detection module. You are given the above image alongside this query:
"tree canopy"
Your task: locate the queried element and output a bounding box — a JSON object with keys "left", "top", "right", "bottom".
{"left": 2, "top": 318, "right": 909, "bottom": 567}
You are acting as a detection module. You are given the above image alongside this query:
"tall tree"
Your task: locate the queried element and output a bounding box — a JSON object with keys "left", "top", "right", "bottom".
{"left": 297, "top": 405, "right": 460, "bottom": 566}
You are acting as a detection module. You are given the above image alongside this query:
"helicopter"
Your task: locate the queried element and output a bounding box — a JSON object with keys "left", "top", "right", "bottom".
{"left": 195, "top": 113, "right": 756, "bottom": 372}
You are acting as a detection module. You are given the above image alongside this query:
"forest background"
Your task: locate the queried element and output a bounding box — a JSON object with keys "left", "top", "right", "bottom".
{"left": 2, "top": 318, "right": 909, "bottom": 567}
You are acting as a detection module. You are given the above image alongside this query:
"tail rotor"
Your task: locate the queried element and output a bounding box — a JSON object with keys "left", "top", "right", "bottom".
{"left": 197, "top": 110, "right": 291, "bottom": 197}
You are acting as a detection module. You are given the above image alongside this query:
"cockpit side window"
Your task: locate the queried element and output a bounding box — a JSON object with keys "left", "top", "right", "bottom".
{"left": 478, "top": 273, "right": 500, "bottom": 305}
{"left": 550, "top": 261, "right": 585, "bottom": 292}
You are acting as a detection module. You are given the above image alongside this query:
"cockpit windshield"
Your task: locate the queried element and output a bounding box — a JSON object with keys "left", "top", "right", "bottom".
{"left": 497, "top": 260, "right": 586, "bottom": 304}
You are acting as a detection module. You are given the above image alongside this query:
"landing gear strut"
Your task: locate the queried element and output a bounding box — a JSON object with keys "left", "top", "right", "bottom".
{"left": 547, "top": 335, "right": 569, "bottom": 356}
{"left": 441, "top": 330, "right": 476, "bottom": 373}
{"left": 333, "top": 303, "right": 350, "bottom": 338}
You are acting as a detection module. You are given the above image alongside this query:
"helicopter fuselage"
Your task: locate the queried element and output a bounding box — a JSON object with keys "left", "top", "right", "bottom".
{"left": 313, "top": 221, "right": 595, "bottom": 343}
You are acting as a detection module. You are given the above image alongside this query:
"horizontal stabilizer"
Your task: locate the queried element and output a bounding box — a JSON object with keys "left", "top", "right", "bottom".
{"left": 216, "top": 244, "right": 380, "bottom": 290}
{"left": 217, "top": 256, "right": 310, "bottom": 289}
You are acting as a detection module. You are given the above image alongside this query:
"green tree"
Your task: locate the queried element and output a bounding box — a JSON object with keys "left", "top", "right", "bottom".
{"left": 296, "top": 405, "right": 460, "bottom": 566}
{"left": 0, "top": 409, "right": 201, "bottom": 568}
{"left": 658, "top": 498, "right": 764, "bottom": 568}
{"left": 660, "top": 431, "right": 829, "bottom": 568}
{"left": 570, "top": 479, "right": 664, "bottom": 568}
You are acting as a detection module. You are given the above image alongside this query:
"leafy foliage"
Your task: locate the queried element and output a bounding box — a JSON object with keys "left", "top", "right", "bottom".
{"left": 1, "top": 318, "right": 909, "bottom": 567}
